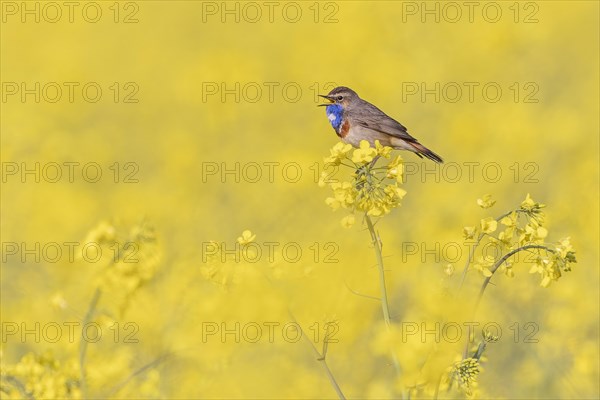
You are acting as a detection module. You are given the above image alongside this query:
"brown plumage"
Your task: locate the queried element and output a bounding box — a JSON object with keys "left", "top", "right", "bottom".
{"left": 319, "top": 86, "right": 443, "bottom": 163}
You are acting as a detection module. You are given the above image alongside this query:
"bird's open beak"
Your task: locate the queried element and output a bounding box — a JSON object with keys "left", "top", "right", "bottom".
{"left": 318, "top": 94, "right": 334, "bottom": 107}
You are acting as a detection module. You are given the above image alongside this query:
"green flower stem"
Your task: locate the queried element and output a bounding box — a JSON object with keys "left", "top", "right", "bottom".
{"left": 79, "top": 287, "right": 102, "bottom": 399}
{"left": 462, "top": 244, "right": 553, "bottom": 358}
{"left": 262, "top": 265, "right": 346, "bottom": 400}
{"left": 316, "top": 351, "right": 346, "bottom": 400}
{"left": 364, "top": 214, "right": 401, "bottom": 374}
{"left": 458, "top": 232, "right": 485, "bottom": 290}
{"left": 102, "top": 353, "right": 171, "bottom": 398}
{"left": 364, "top": 215, "right": 392, "bottom": 326}
{"left": 290, "top": 310, "right": 346, "bottom": 400}
{"left": 475, "top": 244, "right": 553, "bottom": 309}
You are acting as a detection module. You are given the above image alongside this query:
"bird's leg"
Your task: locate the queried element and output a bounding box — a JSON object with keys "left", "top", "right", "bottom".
{"left": 354, "top": 166, "right": 367, "bottom": 190}
{"left": 354, "top": 156, "right": 380, "bottom": 190}
{"left": 369, "top": 155, "right": 381, "bottom": 169}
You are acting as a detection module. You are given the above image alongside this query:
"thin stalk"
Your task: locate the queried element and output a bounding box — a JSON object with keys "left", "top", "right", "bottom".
{"left": 462, "top": 244, "right": 553, "bottom": 358}
{"left": 458, "top": 232, "right": 485, "bottom": 290}
{"left": 259, "top": 265, "right": 346, "bottom": 400}
{"left": 291, "top": 310, "right": 346, "bottom": 400}
{"left": 316, "top": 353, "right": 346, "bottom": 400}
{"left": 474, "top": 245, "right": 552, "bottom": 311}
{"left": 79, "top": 287, "right": 102, "bottom": 399}
{"left": 102, "top": 353, "right": 171, "bottom": 398}
{"left": 364, "top": 214, "right": 400, "bottom": 374}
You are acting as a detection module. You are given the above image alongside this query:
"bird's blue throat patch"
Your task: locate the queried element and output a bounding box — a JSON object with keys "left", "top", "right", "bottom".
{"left": 325, "top": 104, "right": 344, "bottom": 131}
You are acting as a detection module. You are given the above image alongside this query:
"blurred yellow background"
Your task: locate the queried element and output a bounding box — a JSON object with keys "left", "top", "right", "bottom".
{"left": 1, "top": 1, "right": 598, "bottom": 398}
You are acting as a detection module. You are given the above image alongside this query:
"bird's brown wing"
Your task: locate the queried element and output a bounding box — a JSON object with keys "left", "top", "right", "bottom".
{"left": 351, "top": 100, "right": 418, "bottom": 143}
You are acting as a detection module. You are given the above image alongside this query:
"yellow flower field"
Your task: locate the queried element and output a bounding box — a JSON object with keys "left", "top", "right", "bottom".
{"left": 1, "top": 1, "right": 598, "bottom": 398}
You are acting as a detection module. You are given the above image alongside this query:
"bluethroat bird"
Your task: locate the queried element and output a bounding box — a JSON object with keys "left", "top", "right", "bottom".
{"left": 319, "top": 86, "right": 443, "bottom": 163}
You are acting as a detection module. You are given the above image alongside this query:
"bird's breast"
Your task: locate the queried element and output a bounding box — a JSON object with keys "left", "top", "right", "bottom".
{"left": 339, "top": 120, "right": 350, "bottom": 138}
{"left": 325, "top": 104, "right": 344, "bottom": 132}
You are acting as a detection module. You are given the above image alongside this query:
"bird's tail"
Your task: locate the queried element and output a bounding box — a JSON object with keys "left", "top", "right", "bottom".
{"left": 410, "top": 142, "right": 443, "bottom": 163}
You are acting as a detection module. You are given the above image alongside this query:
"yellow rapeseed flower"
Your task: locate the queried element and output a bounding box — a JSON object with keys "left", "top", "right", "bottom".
{"left": 237, "top": 230, "right": 256, "bottom": 245}
{"left": 341, "top": 214, "right": 356, "bottom": 229}
{"left": 480, "top": 217, "right": 498, "bottom": 234}
{"left": 324, "top": 142, "right": 353, "bottom": 165}
{"left": 352, "top": 140, "right": 377, "bottom": 164}
{"left": 477, "top": 194, "right": 496, "bottom": 209}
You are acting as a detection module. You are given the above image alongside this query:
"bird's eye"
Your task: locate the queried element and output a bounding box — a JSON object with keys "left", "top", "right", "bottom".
{"left": 336, "top": 96, "right": 343, "bottom": 101}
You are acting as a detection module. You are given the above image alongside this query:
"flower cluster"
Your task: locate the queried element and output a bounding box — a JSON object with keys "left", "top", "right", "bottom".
{"left": 449, "top": 358, "right": 481, "bottom": 396}
{"left": 80, "top": 220, "right": 161, "bottom": 314}
{"left": 319, "top": 141, "right": 407, "bottom": 227}
{"left": 529, "top": 236, "right": 576, "bottom": 287}
{"left": 0, "top": 349, "right": 161, "bottom": 399}
{"left": 0, "top": 351, "right": 81, "bottom": 399}
{"left": 463, "top": 194, "right": 576, "bottom": 286}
